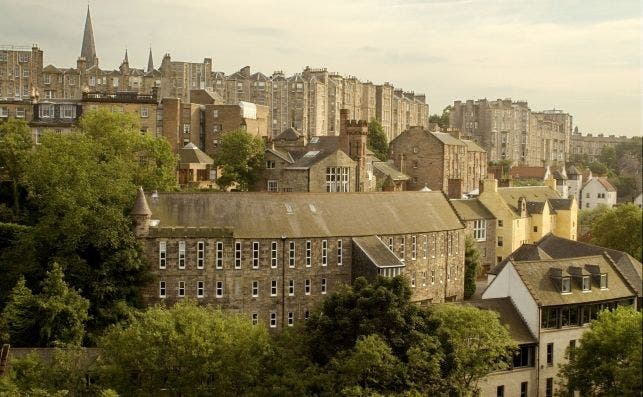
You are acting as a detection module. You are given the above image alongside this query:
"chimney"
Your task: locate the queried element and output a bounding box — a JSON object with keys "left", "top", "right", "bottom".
{"left": 480, "top": 178, "right": 498, "bottom": 195}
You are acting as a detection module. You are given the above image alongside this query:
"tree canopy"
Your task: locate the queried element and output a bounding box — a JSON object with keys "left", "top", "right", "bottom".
{"left": 212, "top": 129, "right": 265, "bottom": 191}
{"left": 589, "top": 203, "right": 642, "bottom": 261}
{"left": 464, "top": 236, "right": 480, "bottom": 299}
{"left": 367, "top": 119, "right": 388, "bottom": 161}
{"left": 558, "top": 306, "right": 642, "bottom": 396}
{"left": 429, "top": 105, "right": 452, "bottom": 129}
{"left": 0, "top": 117, "right": 32, "bottom": 218}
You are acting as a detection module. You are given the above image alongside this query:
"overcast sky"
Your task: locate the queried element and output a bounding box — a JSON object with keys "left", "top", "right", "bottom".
{"left": 2, "top": 0, "right": 641, "bottom": 136}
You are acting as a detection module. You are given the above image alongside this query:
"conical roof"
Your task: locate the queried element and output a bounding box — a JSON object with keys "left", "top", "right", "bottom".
{"left": 131, "top": 187, "right": 152, "bottom": 216}
{"left": 147, "top": 47, "right": 154, "bottom": 72}
{"left": 80, "top": 6, "right": 97, "bottom": 67}
{"left": 566, "top": 164, "right": 580, "bottom": 175}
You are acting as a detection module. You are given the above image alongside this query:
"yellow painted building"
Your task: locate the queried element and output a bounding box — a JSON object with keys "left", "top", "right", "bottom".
{"left": 478, "top": 178, "right": 577, "bottom": 262}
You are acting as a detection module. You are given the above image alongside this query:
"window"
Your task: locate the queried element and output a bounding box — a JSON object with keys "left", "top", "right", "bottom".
{"left": 183, "top": 124, "right": 190, "bottom": 134}
{"left": 533, "top": 226, "right": 538, "bottom": 233}
{"left": 18, "top": 52, "right": 29, "bottom": 62}
{"left": 545, "top": 378, "right": 553, "bottom": 397}
{"left": 306, "top": 240, "right": 312, "bottom": 267}
{"left": 216, "top": 241, "right": 223, "bottom": 269}
{"left": 321, "top": 240, "right": 327, "bottom": 266}
{"left": 271, "top": 280, "right": 277, "bottom": 296}
{"left": 288, "top": 279, "right": 294, "bottom": 296}
{"left": 513, "top": 345, "right": 535, "bottom": 368}
{"left": 213, "top": 110, "right": 218, "bottom": 118}
{"left": 582, "top": 276, "right": 591, "bottom": 291}
{"left": 61, "top": 105, "right": 76, "bottom": 119}
{"left": 546, "top": 343, "right": 554, "bottom": 366}
{"left": 89, "top": 76, "right": 96, "bottom": 86}
{"left": 569, "top": 339, "right": 576, "bottom": 360}
{"left": 305, "top": 279, "right": 311, "bottom": 295}
{"left": 585, "top": 192, "right": 590, "bottom": 199}
{"left": 39, "top": 104, "right": 54, "bottom": 118}
{"left": 252, "top": 242, "right": 260, "bottom": 269}
{"left": 600, "top": 274, "right": 608, "bottom": 289}
{"left": 473, "top": 219, "right": 487, "bottom": 241}
{"left": 423, "top": 235, "right": 428, "bottom": 258}
{"left": 289, "top": 241, "right": 296, "bottom": 268}
{"left": 387, "top": 237, "right": 393, "bottom": 251}
{"left": 497, "top": 236, "right": 503, "bottom": 247}
{"left": 304, "top": 310, "right": 310, "bottom": 320}
{"left": 235, "top": 241, "right": 242, "bottom": 269}
{"left": 216, "top": 281, "right": 223, "bottom": 298}
{"left": 266, "top": 160, "right": 275, "bottom": 169}
{"left": 431, "top": 270, "right": 436, "bottom": 284}
{"left": 287, "top": 312, "right": 294, "bottom": 326}
{"left": 267, "top": 180, "right": 279, "bottom": 192}
{"left": 178, "top": 241, "right": 186, "bottom": 269}
{"left": 252, "top": 281, "right": 258, "bottom": 297}
{"left": 520, "top": 382, "right": 528, "bottom": 397}
{"left": 159, "top": 281, "right": 166, "bottom": 298}
{"left": 321, "top": 278, "right": 327, "bottom": 294}
{"left": 270, "top": 312, "right": 277, "bottom": 328}
{"left": 411, "top": 235, "right": 417, "bottom": 260}
{"left": 252, "top": 313, "right": 258, "bottom": 325}
{"left": 326, "top": 166, "right": 350, "bottom": 192}
{"left": 15, "top": 108, "right": 25, "bottom": 118}
{"left": 141, "top": 106, "right": 149, "bottom": 118}
{"left": 178, "top": 281, "right": 185, "bottom": 297}
{"left": 159, "top": 241, "right": 167, "bottom": 269}
{"left": 399, "top": 236, "right": 405, "bottom": 260}
{"left": 112, "top": 77, "right": 118, "bottom": 87}
{"left": 271, "top": 241, "right": 278, "bottom": 268}
{"left": 197, "top": 281, "right": 204, "bottom": 298}
{"left": 561, "top": 277, "right": 571, "bottom": 293}
{"left": 0, "top": 107, "right": 8, "bottom": 117}
{"left": 337, "top": 239, "right": 343, "bottom": 265}
{"left": 498, "top": 220, "right": 503, "bottom": 227}
{"left": 197, "top": 241, "right": 205, "bottom": 269}
{"left": 496, "top": 385, "right": 504, "bottom": 397}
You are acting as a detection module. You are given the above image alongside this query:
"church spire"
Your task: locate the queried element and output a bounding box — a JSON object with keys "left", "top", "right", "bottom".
{"left": 80, "top": 5, "right": 98, "bottom": 67}
{"left": 123, "top": 48, "right": 129, "bottom": 64}
{"left": 147, "top": 47, "right": 154, "bottom": 72}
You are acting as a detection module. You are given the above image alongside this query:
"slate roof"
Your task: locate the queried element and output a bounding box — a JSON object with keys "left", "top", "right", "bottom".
{"left": 536, "top": 234, "right": 642, "bottom": 297}
{"left": 511, "top": 255, "right": 635, "bottom": 306}
{"left": 451, "top": 199, "right": 495, "bottom": 220}
{"left": 131, "top": 187, "right": 152, "bottom": 216}
{"left": 461, "top": 139, "right": 486, "bottom": 152}
{"left": 526, "top": 201, "right": 546, "bottom": 215}
{"left": 566, "top": 165, "right": 580, "bottom": 175}
{"left": 147, "top": 191, "right": 464, "bottom": 239}
{"left": 352, "top": 236, "right": 405, "bottom": 268}
{"left": 496, "top": 186, "right": 562, "bottom": 214}
{"left": 372, "top": 161, "right": 409, "bottom": 181}
{"left": 467, "top": 298, "right": 537, "bottom": 344}
{"left": 431, "top": 132, "right": 466, "bottom": 146}
{"left": 289, "top": 136, "right": 344, "bottom": 168}
{"left": 274, "top": 127, "right": 301, "bottom": 141}
{"left": 179, "top": 143, "right": 213, "bottom": 165}
{"left": 549, "top": 198, "right": 574, "bottom": 211}
{"left": 266, "top": 147, "right": 294, "bottom": 163}
{"left": 488, "top": 244, "right": 552, "bottom": 275}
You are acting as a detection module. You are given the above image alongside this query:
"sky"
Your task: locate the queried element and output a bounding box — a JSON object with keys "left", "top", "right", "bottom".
{"left": 2, "top": 0, "right": 641, "bottom": 136}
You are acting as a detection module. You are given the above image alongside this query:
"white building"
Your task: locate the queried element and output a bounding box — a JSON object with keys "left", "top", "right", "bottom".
{"left": 564, "top": 165, "right": 583, "bottom": 205}
{"left": 580, "top": 176, "right": 616, "bottom": 209}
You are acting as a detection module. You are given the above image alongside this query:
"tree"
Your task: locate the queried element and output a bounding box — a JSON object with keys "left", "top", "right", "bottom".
{"left": 429, "top": 106, "right": 452, "bottom": 129}
{"left": 99, "top": 301, "right": 271, "bottom": 396}
{"left": 2, "top": 108, "right": 178, "bottom": 338}
{"left": 558, "top": 306, "right": 642, "bottom": 396}
{"left": 212, "top": 129, "right": 265, "bottom": 191}
{"left": 590, "top": 203, "right": 642, "bottom": 261}
{"left": 0, "top": 117, "right": 32, "bottom": 217}
{"left": 598, "top": 146, "right": 617, "bottom": 172}
{"left": 588, "top": 161, "right": 610, "bottom": 177}
{"left": 367, "top": 119, "right": 388, "bottom": 161}
{"left": 464, "top": 236, "right": 480, "bottom": 299}
{"left": 429, "top": 304, "right": 516, "bottom": 397}
{"left": 1, "top": 263, "right": 89, "bottom": 347}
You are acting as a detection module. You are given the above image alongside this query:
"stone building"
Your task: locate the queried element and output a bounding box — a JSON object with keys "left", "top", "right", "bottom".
{"left": 451, "top": 199, "right": 497, "bottom": 277}
{"left": 450, "top": 99, "right": 572, "bottom": 166}
{"left": 569, "top": 130, "right": 634, "bottom": 163}
{"left": 81, "top": 91, "right": 159, "bottom": 136}
{"left": 477, "top": 179, "right": 578, "bottom": 264}
{"left": 132, "top": 188, "right": 466, "bottom": 329}
{"left": 0, "top": 45, "right": 43, "bottom": 100}
{"left": 389, "top": 128, "right": 487, "bottom": 198}
{"left": 478, "top": 234, "right": 640, "bottom": 397}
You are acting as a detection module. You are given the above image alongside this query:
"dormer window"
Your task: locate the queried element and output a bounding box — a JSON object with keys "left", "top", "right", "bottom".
{"left": 582, "top": 276, "right": 591, "bottom": 292}
{"left": 600, "top": 274, "right": 608, "bottom": 289}
{"left": 561, "top": 277, "right": 571, "bottom": 293}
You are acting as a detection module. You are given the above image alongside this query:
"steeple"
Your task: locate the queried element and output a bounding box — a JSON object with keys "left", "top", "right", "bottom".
{"left": 147, "top": 47, "right": 154, "bottom": 72}
{"left": 123, "top": 48, "right": 129, "bottom": 64}
{"left": 80, "top": 5, "right": 98, "bottom": 67}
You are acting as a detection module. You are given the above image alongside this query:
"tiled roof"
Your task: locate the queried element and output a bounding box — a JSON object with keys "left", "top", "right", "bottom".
{"left": 467, "top": 298, "right": 537, "bottom": 344}
{"left": 536, "top": 234, "right": 642, "bottom": 297}
{"left": 352, "top": 235, "right": 404, "bottom": 268}
{"left": 179, "top": 143, "right": 213, "bottom": 165}
{"left": 451, "top": 199, "right": 495, "bottom": 220}
{"left": 148, "top": 191, "right": 464, "bottom": 239}
{"left": 596, "top": 177, "right": 617, "bottom": 192}
{"left": 512, "top": 255, "right": 636, "bottom": 306}
{"left": 510, "top": 167, "right": 547, "bottom": 179}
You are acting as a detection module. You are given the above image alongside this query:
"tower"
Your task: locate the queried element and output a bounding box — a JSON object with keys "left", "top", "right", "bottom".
{"left": 147, "top": 47, "right": 154, "bottom": 72}
{"left": 339, "top": 109, "right": 368, "bottom": 191}
{"left": 131, "top": 187, "right": 152, "bottom": 237}
{"left": 80, "top": 6, "right": 98, "bottom": 68}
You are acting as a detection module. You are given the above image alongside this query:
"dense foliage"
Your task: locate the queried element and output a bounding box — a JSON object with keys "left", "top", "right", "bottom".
{"left": 588, "top": 203, "right": 642, "bottom": 261}
{"left": 212, "top": 129, "right": 265, "bottom": 191}
{"left": 367, "top": 118, "right": 389, "bottom": 161}
{"left": 0, "top": 109, "right": 178, "bottom": 342}
{"left": 428, "top": 105, "right": 452, "bottom": 129}
{"left": 464, "top": 236, "right": 480, "bottom": 299}
{"left": 558, "top": 306, "right": 642, "bottom": 396}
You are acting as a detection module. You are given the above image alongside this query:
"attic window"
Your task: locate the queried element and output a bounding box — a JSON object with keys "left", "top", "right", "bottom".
{"left": 582, "top": 276, "right": 591, "bottom": 292}
{"left": 303, "top": 150, "right": 320, "bottom": 158}
{"left": 600, "top": 274, "right": 608, "bottom": 289}
{"left": 561, "top": 277, "right": 571, "bottom": 293}
{"left": 284, "top": 203, "right": 293, "bottom": 214}
{"left": 310, "top": 137, "right": 319, "bottom": 143}
{"left": 308, "top": 204, "right": 316, "bottom": 213}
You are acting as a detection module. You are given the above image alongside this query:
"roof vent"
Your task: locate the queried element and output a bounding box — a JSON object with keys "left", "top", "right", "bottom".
{"left": 284, "top": 203, "right": 293, "bottom": 214}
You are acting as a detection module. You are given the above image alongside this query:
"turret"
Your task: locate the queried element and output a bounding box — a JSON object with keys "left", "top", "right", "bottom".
{"left": 131, "top": 187, "right": 151, "bottom": 237}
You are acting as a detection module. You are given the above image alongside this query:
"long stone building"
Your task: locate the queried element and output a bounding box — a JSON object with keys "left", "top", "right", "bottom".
{"left": 131, "top": 189, "right": 466, "bottom": 329}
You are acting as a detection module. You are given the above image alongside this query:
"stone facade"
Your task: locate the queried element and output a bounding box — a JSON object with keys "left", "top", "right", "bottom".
{"left": 132, "top": 190, "right": 466, "bottom": 329}
{"left": 389, "top": 127, "right": 487, "bottom": 197}
{"left": 0, "top": 45, "right": 43, "bottom": 100}
{"left": 81, "top": 91, "right": 159, "bottom": 137}
{"left": 570, "top": 130, "right": 634, "bottom": 163}
{"left": 450, "top": 99, "right": 572, "bottom": 166}
{"left": 451, "top": 199, "right": 497, "bottom": 277}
